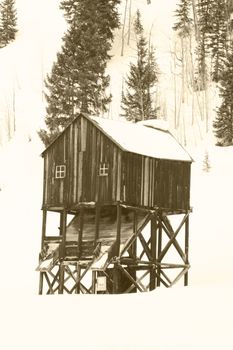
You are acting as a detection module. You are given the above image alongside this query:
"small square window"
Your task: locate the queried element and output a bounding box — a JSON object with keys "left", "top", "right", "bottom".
{"left": 99, "top": 163, "right": 109, "bottom": 176}
{"left": 55, "top": 165, "right": 66, "bottom": 179}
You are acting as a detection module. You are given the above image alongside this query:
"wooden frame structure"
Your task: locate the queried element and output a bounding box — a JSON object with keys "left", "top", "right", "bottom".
{"left": 38, "top": 204, "right": 191, "bottom": 294}
{"left": 37, "top": 114, "right": 192, "bottom": 294}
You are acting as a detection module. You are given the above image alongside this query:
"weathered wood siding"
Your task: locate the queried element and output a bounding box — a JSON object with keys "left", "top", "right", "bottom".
{"left": 122, "top": 152, "right": 191, "bottom": 210}
{"left": 43, "top": 115, "right": 191, "bottom": 211}
{"left": 43, "top": 116, "right": 122, "bottom": 209}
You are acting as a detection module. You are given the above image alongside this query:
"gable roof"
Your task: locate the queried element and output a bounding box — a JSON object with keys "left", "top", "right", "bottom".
{"left": 90, "top": 116, "right": 192, "bottom": 162}
{"left": 42, "top": 114, "right": 193, "bottom": 162}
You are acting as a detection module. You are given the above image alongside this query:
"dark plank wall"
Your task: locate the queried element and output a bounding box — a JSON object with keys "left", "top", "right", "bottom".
{"left": 43, "top": 115, "right": 191, "bottom": 211}
{"left": 43, "top": 116, "right": 122, "bottom": 208}
{"left": 122, "top": 152, "right": 191, "bottom": 210}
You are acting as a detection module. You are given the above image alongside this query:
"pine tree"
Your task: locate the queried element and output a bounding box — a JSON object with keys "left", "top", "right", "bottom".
{"left": 195, "top": 0, "right": 214, "bottom": 88}
{"left": 208, "top": 0, "right": 228, "bottom": 82}
{"left": 173, "top": 0, "right": 193, "bottom": 37}
{"left": 213, "top": 47, "right": 233, "bottom": 145}
{"left": 0, "top": 0, "right": 17, "bottom": 48}
{"left": 39, "top": 0, "right": 120, "bottom": 146}
{"left": 121, "top": 10, "right": 159, "bottom": 121}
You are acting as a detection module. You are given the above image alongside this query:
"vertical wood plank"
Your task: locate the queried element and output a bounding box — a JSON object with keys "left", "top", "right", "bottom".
{"left": 117, "top": 151, "right": 122, "bottom": 201}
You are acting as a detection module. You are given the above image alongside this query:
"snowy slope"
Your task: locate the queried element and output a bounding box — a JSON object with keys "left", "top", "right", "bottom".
{"left": 0, "top": 1, "right": 233, "bottom": 350}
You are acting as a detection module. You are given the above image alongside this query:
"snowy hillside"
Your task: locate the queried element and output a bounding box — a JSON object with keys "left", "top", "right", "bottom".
{"left": 0, "top": 1, "right": 233, "bottom": 350}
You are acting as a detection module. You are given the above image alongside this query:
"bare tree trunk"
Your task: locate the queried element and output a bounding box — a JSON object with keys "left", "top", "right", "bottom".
{"left": 127, "top": 0, "right": 132, "bottom": 45}
{"left": 121, "top": 0, "right": 128, "bottom": 56}
{"left": 191, "top": 0, "right": 199, "bottom": 41}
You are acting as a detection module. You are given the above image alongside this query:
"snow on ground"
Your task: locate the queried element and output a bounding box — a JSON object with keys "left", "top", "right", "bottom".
{"left": 0, "top": 133, "right": 233, "bottom": 350}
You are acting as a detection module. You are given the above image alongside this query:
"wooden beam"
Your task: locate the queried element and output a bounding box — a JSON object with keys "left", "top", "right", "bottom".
{"left": 125, "top": 269, "right": 150, "bottom": 293}
{"left": 92, "top": 270, "right": 96, "bottom": 294}
{"left": 160, "top": 215, "right": 186, "bottom": 263}
{"left": 39, "top": 272, "right": 44, "bottom": 295}
{"left": 58, "top": 264, "right": 65, "bottom": 294}
{"left": 157, "top": 213, "right": 162, "bottom": 287}
{"left": 113, "top": 264, "right": 120, "bottom": 294}
{"left": 170, "top": 267, "right": 190, "bottom": 287}
{"left": 150, "top": 213, "right": 157, "bottom": 290}
{"left": 77, "top": 207, "right": 84, "bottom": 258}
{"left": 69, "top": 260, "right": 93, "bottom": 293}
{"left": 184, "top": 214, "right": 189, "bottom": 286}
{"left": 44, "top": 272, "right": 55, "bottom": 294}
{"left": 158, "top": 213, "right": 189, "bottom": 262}
{"left": 118, "top": 265, "right": 146, "bottom": 292}
{"left": 60, "top": 210, "right": 67, "bottom": 259}
{"left": 94, "top": 204, "right": 100, "bottom": 244}
{"left": 115, "top": 202, "right": 122, "bottom": 256}
{"left": 138, "top": 233, "right": 152, "bottom": 260}
{"left": 76, "top": 264, "right": 81, "bottom": 294}
{"left": 41, "top": 209, "right": 47, "bottom": 249}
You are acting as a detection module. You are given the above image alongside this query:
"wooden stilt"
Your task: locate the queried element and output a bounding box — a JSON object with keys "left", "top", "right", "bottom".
{"left": 94, "top": 204, "right": 100, "bottom": 245}
{"left": 92, "top": 270, "right": 96, "bottom": 294}
{"left": 39, "top": 272, "right": 44, "bottom": 295}
{"left": 130, "top": 210, "right": 137, "bottom": 258}
{"left": 157, "top": 212, "right": 162, "bottom": 287}
{"left": 60, "top": 210, "right": 67, "bottom": 259}
{"left": 76, "top": 263, "right": 81, "bottom": 294}
{"left": 77, "top": 207, "right": 84, "bottom": 258}
{"left": 113, "top": 263, "right": 120, "bottom": 294}
{"left": 41, "top": 209, "right": 47, "bottom": 249}
{"left": 58, "top": 263, "right": 65, "bottom": 294}
{"left": 116, "top": 202, "right": 122, "bottom": 256}
{"left": 150, "top": 213, "right": 157, "bottom": 290}
{"left": 184, "top": 214, "right": 189, "bottom": 286}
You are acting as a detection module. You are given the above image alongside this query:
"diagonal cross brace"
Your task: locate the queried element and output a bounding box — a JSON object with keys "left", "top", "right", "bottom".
{"left": 158, "top": 213, "right": 189, "bottom": 262}
{"left": 160, "top": 216, "right": 186, "bottom": 263}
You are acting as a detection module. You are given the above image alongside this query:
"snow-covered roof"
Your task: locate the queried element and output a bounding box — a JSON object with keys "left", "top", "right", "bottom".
{"left": 90, "top": 116, "right": 192, "bottom": 162}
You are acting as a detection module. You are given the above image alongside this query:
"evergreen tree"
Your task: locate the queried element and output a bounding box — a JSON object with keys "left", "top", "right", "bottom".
{"left": 213, "top": 47, "right": 233, "bottom": 145}
{"left": 40, "top": 0, "right": 120, "bottom": 146}
{"left": 173, "top": 0, "right": 193, "bottom": 37}
{"left": 208, "top": 0, "right": 227, "bottom": 82}
{"left": 195, "top": 0, "right": 214, "bottom": 88}
{"left": 121, "top": 10, "right": 159, "bottom": 121}
{"left": 0, "top": 0, "right": 17, "bottom": 48}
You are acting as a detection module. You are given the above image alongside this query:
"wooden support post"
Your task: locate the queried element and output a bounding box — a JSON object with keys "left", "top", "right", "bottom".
{"left": 94, "top": 204, "right": 100, "bottom": 245}
{"left": 113, "top": 263, "right": 120, "bottom": 294}
{"left": 157, "top": 212, "right": 162, "bottom": 287}
{"left": 60, "top": 210, "right": 67, "bottom": 259}
{"left": 58, "top": 210, "right": 67, "bottom": 293}
{"left": 76, "top": 264, "right": 81, "bottom": 294}
{"left": 92, "top": 270, "right": 96, "bottom": 294}
{"left": 58, "top": 263, "right": 65, "bottom": 294}
{"left": 130, "top": 210, "right": 137, "bottom": 258}
{"left": 39, "top": 272, "right": 44, "bottom": 295}
{"left": 39, "top": 210, "right": 47, "bottom": 294}
{"left": 77, "top": 207, "right": 84, "bottom": 258}
{"left": 41, "top": 209, "right": 47, "bottom": 249}
{"left": 184, "top": 214, "right": 189, "bottom": 286}
{"left": 150, "top": 213, "right": 157, "bottom": 291}
{"left": 116, "top": 202, "right": 122, "bottom": 256}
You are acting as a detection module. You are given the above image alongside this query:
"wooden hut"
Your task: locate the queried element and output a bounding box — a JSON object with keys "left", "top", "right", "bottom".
{"left": 37, "top": 113, "right": 193, "bottom": 294}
